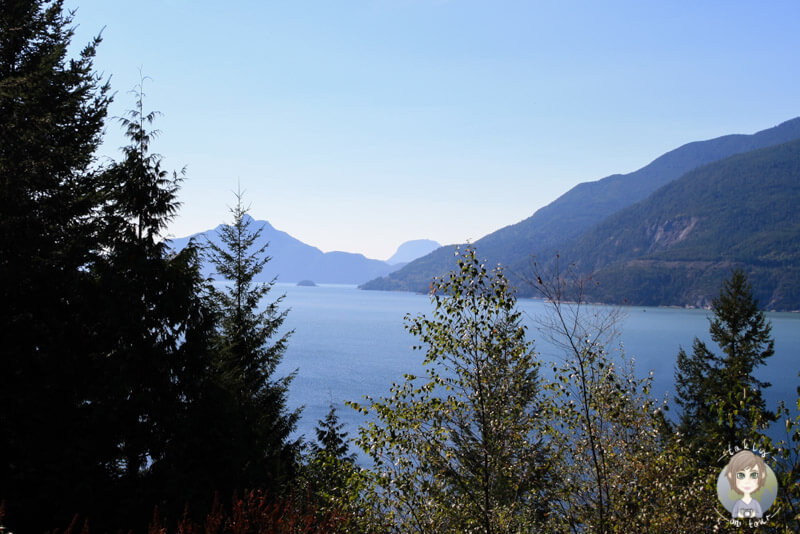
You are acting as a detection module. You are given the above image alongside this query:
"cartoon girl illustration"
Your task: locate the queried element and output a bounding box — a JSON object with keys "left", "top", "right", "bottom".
{"left": 725, "top": 450, "right": 767, "bottom": 519}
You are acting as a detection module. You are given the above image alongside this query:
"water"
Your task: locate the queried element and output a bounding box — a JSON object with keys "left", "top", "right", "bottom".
{"left": 273, "top": 283, "right": 800, "bottom": 451}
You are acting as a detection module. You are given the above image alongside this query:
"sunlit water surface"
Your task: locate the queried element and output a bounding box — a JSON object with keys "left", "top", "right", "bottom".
{"left": 271, "top": 284, "right": 800, "bottom": 456}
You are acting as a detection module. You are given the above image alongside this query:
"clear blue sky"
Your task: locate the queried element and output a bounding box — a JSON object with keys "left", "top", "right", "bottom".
{"left": 65, "top": 0, "right": 800, "bottom": 261}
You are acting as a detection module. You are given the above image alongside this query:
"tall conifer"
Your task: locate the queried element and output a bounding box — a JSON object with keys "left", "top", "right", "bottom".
{"left": 0, "top": 1, "right": 110, "bottom": 529}
{"left": 91, "top": 79, "right": 218, "bottom": 527}
{"left": 206, "top": 190, "right": 300, "bottom": 494}
{"left": 675, "top": 269, "right": 776, "bottom": 456}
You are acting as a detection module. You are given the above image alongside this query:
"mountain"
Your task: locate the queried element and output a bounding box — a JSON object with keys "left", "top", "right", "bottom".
{"left": 361, "top": 118, "right": 800, "bottom": 300}
{"left": 169, "top": 216, "right": 400, "bottom": 285}
{"left": 386, "top": 239, "right": 441, "bottom": 265}
{"left": 556, "top": 138, "right": 800, "bottom": 309}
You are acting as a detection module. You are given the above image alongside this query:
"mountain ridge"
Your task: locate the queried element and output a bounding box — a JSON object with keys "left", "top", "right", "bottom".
{"left": 387, "top": 239, "right": 441, "bottom": 265}
{"left": 170, "top": 217, "right": 434, "bottom": 285}
{"left": 555, "top": 138, "right": 800, "bottom": 309}
{"left": 360, "top": 117, "right": 800, "bottom": 309}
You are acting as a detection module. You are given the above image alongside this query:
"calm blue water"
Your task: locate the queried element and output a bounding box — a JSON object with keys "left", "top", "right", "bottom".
{"left": 273, "top": 283, "right": 800, "bottom": 450}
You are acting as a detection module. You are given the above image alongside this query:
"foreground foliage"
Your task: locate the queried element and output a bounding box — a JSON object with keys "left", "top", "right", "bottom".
{"left": 1, "top": 2, "right": 300, "bottom": 530}
{"left": 1, "top": 0, "right": 112, "bottom": 529}
{"left": 527, "top": 259, "right": 673, "bottom": 533}
{"left": 350, "top": 248, "right": 551, "bottom": 533}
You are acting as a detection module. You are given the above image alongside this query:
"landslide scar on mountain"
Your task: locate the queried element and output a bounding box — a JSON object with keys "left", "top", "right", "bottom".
{"left": 649, "top": 216, "right": 699, "bottom": 249}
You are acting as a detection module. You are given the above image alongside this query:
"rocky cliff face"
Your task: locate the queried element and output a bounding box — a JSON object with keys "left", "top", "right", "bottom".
{"left": 648, "top": 216, "right": 699, "bottom": 249}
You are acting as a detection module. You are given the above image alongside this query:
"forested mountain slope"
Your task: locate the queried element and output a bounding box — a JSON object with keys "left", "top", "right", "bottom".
{"left": 555, "top": 139, "right": 800, "bottom": 309}
{"left": 361, "top": 118, "right": 800, "bottom": 305}
{"left": 361, "top": 118, "right": 800, "bottom": 298}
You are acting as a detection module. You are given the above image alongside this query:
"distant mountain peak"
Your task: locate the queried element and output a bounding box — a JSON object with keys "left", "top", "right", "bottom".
{"left": 241, "top": 213, "right": 273, "bottom": 229}
{"left": 170, "top": 217, "right": 404, "bottom": 285}
{"left": 387, "top": 239, "right": 441, "bottom": 265}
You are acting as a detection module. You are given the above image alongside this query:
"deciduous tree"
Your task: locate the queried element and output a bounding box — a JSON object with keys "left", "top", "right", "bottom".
{"left": 351, "top": 247, "right": 551, "bottom": 533}
{"left": 527, "top": 257, "right": 671, "bottom": 533}
{"left": 769, "top": 377, "right": 800, "bottom": 532}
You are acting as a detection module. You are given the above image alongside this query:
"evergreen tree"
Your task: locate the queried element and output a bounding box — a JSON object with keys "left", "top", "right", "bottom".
{"left": 0, "top": 1, "right": 110, "bottom": 530}
{"left": 675, "top": 269, "right": 776, "bottom": 456}
{"left": 205, "top": 190, "right": 300, "bottom": 495}
{"left": 298, "top": 404, "right": 360, "bottom": 523}
{"left": 311, "top": 404, "right": 356, "bottom": 462}
{"left": 91, "top": 80, "right": 218, "bottom": 527}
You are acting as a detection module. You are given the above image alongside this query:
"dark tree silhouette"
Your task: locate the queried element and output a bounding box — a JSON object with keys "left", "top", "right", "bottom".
{"left": 205, "top": 189, "right": 300, "bottom": 495}
{"left": 88, "top": 78, "right": 218, "bottom": 527}
{"left": 0, "top": 1, "right": 110, "bottom": 529}
{"left": 311, "top": 404, "right": 355, "bottom": 462}
{"left": 675, "top": 269, "right": 776, "bottom": 458}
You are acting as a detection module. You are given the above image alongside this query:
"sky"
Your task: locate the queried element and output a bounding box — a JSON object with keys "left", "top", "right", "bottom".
{"left": 64, "top": 0, "right": 800, "bottom": 261}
